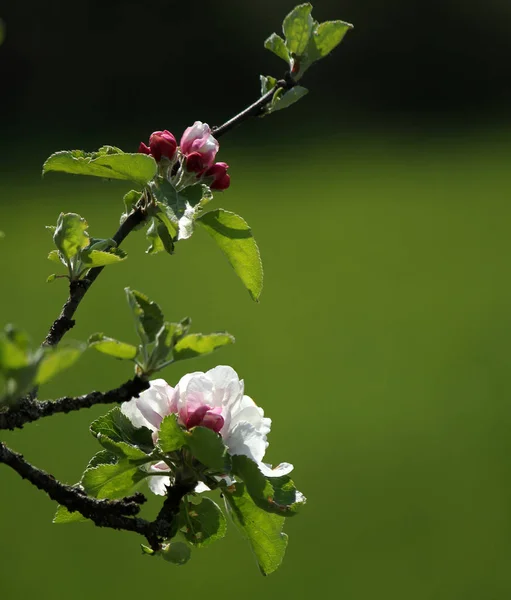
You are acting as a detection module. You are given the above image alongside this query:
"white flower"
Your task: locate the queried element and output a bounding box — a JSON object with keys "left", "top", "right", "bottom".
{"left": 121, "top": 366, "right": 293, "bottom": 495}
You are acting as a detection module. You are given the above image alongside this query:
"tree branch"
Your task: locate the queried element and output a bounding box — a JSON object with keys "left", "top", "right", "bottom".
{"left": 43, "top": 206, "right": 147, "bottom": 347}
{"left": 0, "top": 441, "right": 194, "bottom": 551}
{"left": 42, "top": 75, "right": 295, "bottom": 350}
{"left": 0, "top": 376, "right": 149, "bottom": 430}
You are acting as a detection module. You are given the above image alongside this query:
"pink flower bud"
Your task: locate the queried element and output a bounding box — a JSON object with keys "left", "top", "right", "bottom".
{"left": 180, "top": 121, "right": 219, "bottom": 169}
{"left": 138, "top": 142, "right": 151, "bottom": 155}
{"left": 185, "top": 151, "right": 208, "bottom": 173}
{"left": 204, "top": 162, "right": 231, "bottom": 191}
{"left": 148, "top": 130, "right": 177, "bottom": 162}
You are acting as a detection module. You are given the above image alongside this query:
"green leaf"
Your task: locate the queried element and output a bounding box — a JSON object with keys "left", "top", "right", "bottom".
{"left": 232, "top": 455, "right": 305, "bottom": 516}
{"left": 150, "top": 178, "right": 210, "bottom": 241}
{"left": 160, "top": 542, "right": 191, "bottom": 565}
{"left": 150, "top": 321, "right": 184, "bottom": 368}
{"left": 0, "top": 336, "right": 29, "bottom": 370}
{"left": 95, "top": 436, "right": 151, "bottom": 462}
{"left": 197, "top": 209, "right": 263, "bottom": 302}
{"left": 43, "top": 151, "right": 157, "bottom": 186}
{"left": 224, "top": 482, "right": 288, "bottom": 576}
{"left": 81, "top": 461, "right": 149, "bottom": 499}
{"left": 125, "top": 289, "right": 164, "bottom": 343}
{"left": 158, "top": 414, "right": 187, "bottom": 453}
{"left": 47, "top": 249, "right": 64, "bottom": 265}
{"left": 35, "top": 343, "right": 84, "bottom": 385}
{"left": 90, "top": 407, "right": 154, "bottom": 452}
{"left": 282, "top": 3, "right": 314, "bottom": 56}
{"left": 122, "top": 189, "right": 142, "bottom": 219}
{"left": 46, "top": 274, "right": 58, "bottom": 283}
{"left": 180, "top": 497, "right": 227, "bottom": 548}
{"left": 260, "top": 75, "right": 278, "bottom": 97}
{"left": 186, "top": 426, "right": 230, "bottom": 473}
{"left": 264, "top": 33, "right": 290, "bottom": 63}
{"left": 53, "top": 213, "right": 89, "bottom": 261}
{"left": 308, "top": 20, "right": 353, "bottom": 61}
{"left": 146, "top": 218, "right": 174, "bottom": 255}
{"left": 270, "top": 86, "right": 308, "bottom": 112}
{"left": 80, "top": 247, "right": 127, "bottom": 267}
{"left": 173, "top": 333, "right": 235, "bottom": 362}
{"left": 53, "top": 451, "right": 118, "bottom": 524}
{"left": 88, "top": 333, "right": 138, "bottom": 360}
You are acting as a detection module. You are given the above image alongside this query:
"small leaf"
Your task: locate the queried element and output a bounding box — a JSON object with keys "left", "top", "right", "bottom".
{"left": 53, "top": 213, "right": 89, "bottom": 262}
{"left": 158, "top": 414, "right": 187, "bottom": 453}
{"left": 81, "top": 247, "right": 127, "bottom": 267}
{"left": 186, "top": 426, "right": 230, "bottom": 473}
{"left": 95, "top": 436, "right": 151, "bottom": 462}
{"left": 0, "top": 335, "right": 29, "bottom": 370}
{"left": 150, "top": 321, "right": 184, "bottom": 368}
{"left": 125, "top": 288, "right": 164, "bottom": 343}
{"left": 264, "top": 33, "right": 290, "bottom": 63}
{"left": 81, "top": 461, "right": 149, "bottom": 499}
{"left": 122, "top": 190, "right": 143, "bottom": 219}
{"left": 47, "top": 249, "right": 64, "bottom": 265}
{"left": 309, "top": 20, "right": 353, "bottom": 60}
{"left": 232, "top": 455, "right": 305, "bottom": 516}
{"left": 53, "top": 503, "right": 87, "bottom": 524}
{"left": 260, "top": 75, "right": 278, "bottom": 97}
{"left": 88, "top": 333, "right": 138, "bottom": 360}
{"left": 90, "top": 407, "right": 154, "bottom": 451}
{"left": 197, "top": 209, "right": 263, "bottom": 302}
{"left": 180, "top": 497, "right": 227, "bottom": 548}
{"left": 146, "top": 218, "right": 164, "bottom": 255}
{"left": 224, "top": 482, "right": 288, "bottom": 576}
{"left": 46, "top": 274, "right": 58, "bottom": 283}
{"left": 160, "top": 542, "right": 191, "bottom": 565}
{"left": 173, "top": 333, "right": 235, "bottom": 362}
{"left": 270, "top": 86, "right": 308, "bottom": 112}
{"left": 35, "top": 343, "right": 84, "bottom": 385}
{"left": 43, "top": 151, "right": 157, "bottom": 186}
{"left": 282, "top": 3, "right": 314, "bottom": 56}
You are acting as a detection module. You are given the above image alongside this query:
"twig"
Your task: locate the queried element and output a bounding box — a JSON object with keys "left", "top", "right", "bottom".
{"left": 43, "top": 206, "right": 147, "bottom": 347}
{"left": 0, "top": 441, "right": 193, "bottom": 550}
{"left": 0, "top": 376, "right": 149, "bottom": 430}
{"left": 212, "top": 77, "right": 295, "bottom": 139}
{"left": 42, "top": 75, "right": 295, "bottom": 350}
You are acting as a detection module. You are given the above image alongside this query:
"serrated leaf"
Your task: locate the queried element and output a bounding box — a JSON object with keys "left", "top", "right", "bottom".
{"left": 309, "top": 20, "right": 353, "bottom": 61}
{"left": 80, "top": 247, "right": 127, "bottom": 267}
{"left": 53, "top": 213, "right": 89, "bottom": 261}
{"left": 125, "top": 289, "right": 164, "bottom": 343}
{"left": 282, "top": 3, "right": 314, "bottom": 56}
{"left": 232, "top": 455, "right": 305, "bottom": 516}
{"left": 224, "top": 482, "right": 288, "bottom": 576}
{"left": 53, "top": 451, "right": 118, "bottom": 524}
{"left": 96, "top": 435, "right": 151, "bottom": 462}
{"left": 197, "top": 209, "right": 263, "bottom": 302}
{"left": 43, "top": 151, "right": 157, "bottom": 186}
{"left": 158, "top": 414, "right": 187, "bottom": 453}
{"left": 173, "top": 333, "right": 235, "bottom": 361}
{"left": 81, "top": 461, "right": 149, "bottom": 499}
{"left": 35, "top": 343, "right": 84, "bottom": 385}
{"left": 180, "top": 497, "right": 227, "bottom": 548}
{"left": 150, "top": 178, "right": 209, "bottom": 242}
{"left": 90, "top": 406, "right": 154, "bottom": 452}
{"left": 270, "top": 86, "right": 308, "bottom": 112}
{"left": 186, "top": 426, "right": 230, "bottom": 472}
{"left": 264, "top": 33, "right": 290, "bottom": 63}
{"left": 88, "top": 333, "right": 138, "bottom": 360}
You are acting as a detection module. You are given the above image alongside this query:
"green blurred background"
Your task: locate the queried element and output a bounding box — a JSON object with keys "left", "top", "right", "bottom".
{"left": 2, "top": 0, "right": 511, "bottom": 598}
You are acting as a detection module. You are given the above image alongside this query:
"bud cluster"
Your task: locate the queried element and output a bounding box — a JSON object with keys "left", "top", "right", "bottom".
{"left": 138, "top": 122, "right": 230, "bottom": 191}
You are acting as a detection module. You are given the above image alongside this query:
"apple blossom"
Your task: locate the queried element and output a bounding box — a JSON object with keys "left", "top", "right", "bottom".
{"left": 121, "top": 366, "right": 293, "bottom": 495}
{"left": 180, "top": 121, "right": 219, "bottom": 169}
